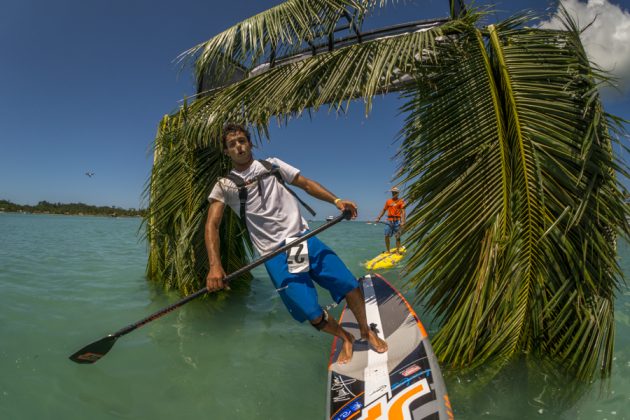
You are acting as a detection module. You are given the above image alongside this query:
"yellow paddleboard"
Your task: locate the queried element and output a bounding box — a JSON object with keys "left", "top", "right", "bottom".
{"left": 364, "top": 246, "right": 406, "bottom": 270}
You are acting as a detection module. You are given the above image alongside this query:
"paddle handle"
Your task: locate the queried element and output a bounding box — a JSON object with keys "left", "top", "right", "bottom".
{"left": 115, "top": 211, "right": 351, "bottom": 338}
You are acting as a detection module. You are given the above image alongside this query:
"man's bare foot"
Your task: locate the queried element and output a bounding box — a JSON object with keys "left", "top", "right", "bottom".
{"left": 365, "top": 330, "right": 388, "bottom": 353}
{"left": 337, "top": 332, "right": 355, "bottom": 365}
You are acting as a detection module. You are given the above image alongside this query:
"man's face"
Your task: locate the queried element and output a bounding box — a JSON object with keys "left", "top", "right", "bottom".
{"left": 392, "top": 192, "right": 399, "bottom": 199}
{"left": 224, "top": 131, "right": 253, "bottom": 165}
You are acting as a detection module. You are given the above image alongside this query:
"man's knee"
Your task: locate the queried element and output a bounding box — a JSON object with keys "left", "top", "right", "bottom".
{"left": 345, "top": 286, "right": 360, "bottom": 298}
{"left": 310, "top": 309, "right": 329, "bottom": 331}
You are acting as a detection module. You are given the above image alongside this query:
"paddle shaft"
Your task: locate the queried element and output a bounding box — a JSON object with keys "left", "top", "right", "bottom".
{"left": 113, "top": 211, "right": 350, "bottom": 339}
{"left": 368, "top": 220, "right": 393, "bottom": 226}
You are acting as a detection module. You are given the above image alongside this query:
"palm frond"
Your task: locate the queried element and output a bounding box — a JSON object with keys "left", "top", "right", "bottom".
{"left": 398, "top": 9, "right": 628, "bottom": 380}
{"left": 143, "top": 108, "right": 253, "bottom": 295}
{"left": 397, "top": 23, "right": 521, "bottom": 368}
{"left": 178, "top": 16, "right": 478, "bottom": 149}
{"left": 145, "top": 2, "right": 629, "bottom": 382}
{"left": 180, "top": 0, "right": 383, "bottom": 91}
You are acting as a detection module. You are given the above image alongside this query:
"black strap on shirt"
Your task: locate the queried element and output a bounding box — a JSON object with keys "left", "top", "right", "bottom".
{"left": 222, "top": 160, "right": 316, "bottom": 220}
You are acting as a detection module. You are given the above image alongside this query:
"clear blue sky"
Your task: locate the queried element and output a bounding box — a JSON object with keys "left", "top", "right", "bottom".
{"left": 1, "top": 0, "right": 628, "bottom": 219}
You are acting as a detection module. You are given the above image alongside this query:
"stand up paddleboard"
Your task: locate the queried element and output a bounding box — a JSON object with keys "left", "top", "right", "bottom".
{"left": 364, "top": 247, "right": 406, "bottom": 270}
{"left": 326, "top": 274, "right": 453, "bottom": 420}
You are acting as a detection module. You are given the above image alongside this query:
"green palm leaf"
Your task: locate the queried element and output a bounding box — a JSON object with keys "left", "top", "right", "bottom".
{"left": 398, "top": 9, "right": 628, "bottom": 379}
{"left": 180, "top": 0, "right": 377, "bottom": 91}
{"left": 144, "top": 109, "right": 252, "bottom": 295}
{"left": 398, "top": 22, "right": 520, "bottom": 368}
{"left": 145, "top": 2, "right": 628, "bottom": 382}
{"left": 178, "top": 16, "right": 475, "bottom": 148}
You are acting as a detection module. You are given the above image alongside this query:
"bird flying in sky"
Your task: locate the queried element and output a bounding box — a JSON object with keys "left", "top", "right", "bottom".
{"left": 85, "top": 172, "right": 95, "bottom": 177}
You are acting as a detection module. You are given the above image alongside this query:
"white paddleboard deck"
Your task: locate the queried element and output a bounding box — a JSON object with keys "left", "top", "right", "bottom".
{"left": 326, "top": 274, "right": 453, "bottom": 419}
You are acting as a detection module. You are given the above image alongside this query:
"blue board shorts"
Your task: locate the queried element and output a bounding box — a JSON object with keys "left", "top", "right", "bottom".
{"left": 264, "top": 234, "right": 358, "bottom": 323}
{"left": 384, "top": 220, "right": 401, "bottom": 238}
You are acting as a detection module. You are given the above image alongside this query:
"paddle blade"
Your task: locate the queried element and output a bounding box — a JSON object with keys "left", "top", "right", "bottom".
{"left": 69, "top": 335, "right": 117, "bottom": 364}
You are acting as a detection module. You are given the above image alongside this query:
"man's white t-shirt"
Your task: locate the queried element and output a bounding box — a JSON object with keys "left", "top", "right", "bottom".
{"left": 208, "top": 158, "right": 309, "bottom": 255}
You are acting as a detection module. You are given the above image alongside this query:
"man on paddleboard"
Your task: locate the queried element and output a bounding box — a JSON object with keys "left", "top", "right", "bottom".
{"left": 205, "top": 123, "right": 387, "bottom": 364}
{"left": 374, "top": 187, "right": 406, "bottom": 254}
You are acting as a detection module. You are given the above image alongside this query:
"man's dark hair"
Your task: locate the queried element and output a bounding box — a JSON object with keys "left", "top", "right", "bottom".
{"left": 222, "top": 123, "right": 251, "bottom": 149}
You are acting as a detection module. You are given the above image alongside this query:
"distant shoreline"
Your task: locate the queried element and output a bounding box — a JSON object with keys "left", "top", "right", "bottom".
{"left": 0, "top": 210, "right": 142, "bottom": 218}
{"left": 0, "top": 199, "right": 146, "bottom": 218}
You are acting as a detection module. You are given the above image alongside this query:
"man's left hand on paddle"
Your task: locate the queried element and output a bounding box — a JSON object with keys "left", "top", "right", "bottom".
{"left": 335, "top": 199, "right": 358, "bottom": 219}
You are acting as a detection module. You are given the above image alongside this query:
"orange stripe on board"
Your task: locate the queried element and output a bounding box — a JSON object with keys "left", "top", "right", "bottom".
{"left": 364, "top": 402, "right": 382, "bottom": 420}
{"left": 388, "top": 381, "right": 425, "bottom": 420}
{"left": 445, "top": 395, "right": 454, "bottom": 419}
{"left": 374, "top": 274, "right": 427, "bottom": 338}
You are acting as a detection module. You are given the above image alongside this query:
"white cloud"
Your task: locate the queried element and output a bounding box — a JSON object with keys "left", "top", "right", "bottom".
{"left": 539, "top": 0, "right": 630, "bottom": 86}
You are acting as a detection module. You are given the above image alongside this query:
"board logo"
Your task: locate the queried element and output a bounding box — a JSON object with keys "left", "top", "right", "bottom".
{"left": 358, "top": 379, "right": 430, "bottom": 419}
{"left": 401, "top": 364, "right": 421, "bottom": 377}
{"left": 333, "top": 400, "right": 362, "bottom": 420}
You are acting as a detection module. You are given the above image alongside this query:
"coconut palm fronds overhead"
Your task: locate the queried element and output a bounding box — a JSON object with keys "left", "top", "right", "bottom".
{"left": 180, "top": 14, "right": 476, "bottom": 147}
{"left": 398, "top": 9, "right": 629, "bottom": 380}
{"left": 145, "top": 1, "right": 629, "bottom": 382}
{"left": 181, "top": 0, "right": 375, "bottom": 92}
{"left": 181, "top": 0, "right": 458, "bottom": 94}
{"left": 144, "top": 0, "right": 464, "bottom": 296}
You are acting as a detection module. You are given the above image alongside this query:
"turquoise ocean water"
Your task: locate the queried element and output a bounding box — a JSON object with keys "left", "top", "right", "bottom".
{"left": 0, "top": 213, "right": 628, "bottom": 419}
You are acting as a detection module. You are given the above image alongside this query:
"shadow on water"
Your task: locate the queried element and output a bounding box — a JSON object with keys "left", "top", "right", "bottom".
{"left": 141, "top": 271, "right": 255, "bottom": 367}
{"left": 444, "top": 357, "right": 594, "bottom": 419}
{"left": 406, "top": 288, "right": 630, "bottom": 419}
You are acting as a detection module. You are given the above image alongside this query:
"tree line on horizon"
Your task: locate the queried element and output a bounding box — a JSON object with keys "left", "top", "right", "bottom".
{"left": 0, "top": 199, "right": 146, "bottom": 217}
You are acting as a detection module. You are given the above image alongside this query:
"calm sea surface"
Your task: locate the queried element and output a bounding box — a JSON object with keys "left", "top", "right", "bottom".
{"left": 0, "top": 213, "right": 628, "bottom": 419}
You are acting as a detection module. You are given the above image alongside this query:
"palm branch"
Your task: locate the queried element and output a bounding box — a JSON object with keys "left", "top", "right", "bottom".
{"left": 398, "top": 9, "right": 628, "bottom": 380}
{"left": 143, "top": 107, "right": 252, "bottom": 295}
{"left": 181, "top": 0, "right": 372, "bottom": 93}
{"left": 144, "top": 2, "right": 463, "bottom": 295}
{"left": 145, "top": 1, "right": 628, "bottom": 382}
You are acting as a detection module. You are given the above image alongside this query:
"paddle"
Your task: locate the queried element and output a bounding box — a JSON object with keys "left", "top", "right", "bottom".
{"left": 366, "top": 221, "right": 390, "bottom": 226}
{"left": 69, "top": 210, "right": 351, "bottom": 364}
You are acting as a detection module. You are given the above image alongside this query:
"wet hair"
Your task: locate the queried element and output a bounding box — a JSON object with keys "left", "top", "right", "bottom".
{"left": 222, "top": 123, "right": 251, "bottom": 149}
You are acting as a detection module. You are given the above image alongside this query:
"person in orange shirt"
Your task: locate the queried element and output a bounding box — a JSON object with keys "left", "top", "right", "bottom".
{"left": 374, "top": 187, "right": 406, "bottom": 254}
